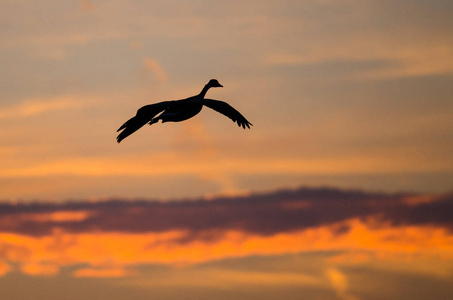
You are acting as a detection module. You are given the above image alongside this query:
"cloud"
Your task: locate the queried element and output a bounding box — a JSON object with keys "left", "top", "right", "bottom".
{"left": 326, "top": 268, "right": 359, "bottom": 300}
{"left": 1, "top": 217, "right": 451, "bottom": 279}
{"left": 0, "top": 261, "right": 11, "bottom": 276}
{"left": 142, "top": 57, "right": 168, "bottom": 83}
{"left": 260, "top": 1, "right": 453, "bottom": 80}
{"left": 80, "top": 0, "right": 95, "bottom": 12}
{"left": 21, "top": 262, "right": 59, "bottom": 276}
{"left": 0, "top": 187, "right": 452, "bottom": 279}
{"left": 0, "top": 97, "right": 87, "bottom": 120}
{"left": 265, "top": 43, "right": 453, "bottom": 80}
{"left": 73, "top": 267, "right": 133, "bottom": 278}
{"left": 2, "top": 151, "right": 448, "bottom": 180}
{"left": 133, "top": 269, "right": 323, "bottom": 289}
{"left": 1, "top": 187, "right": 452, "bottom": 237}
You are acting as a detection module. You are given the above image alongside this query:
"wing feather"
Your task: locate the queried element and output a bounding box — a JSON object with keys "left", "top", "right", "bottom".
{"left": 203, "top": 99, "right": 252, "bottom": 129}
{"left": 116, "top": 101, "right": 171, "bottom": 143}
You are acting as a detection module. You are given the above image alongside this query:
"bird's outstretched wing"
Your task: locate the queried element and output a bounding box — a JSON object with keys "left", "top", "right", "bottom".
{"left": 203, "top": 99, "right": 253, "bottom": 129}
{"left": 116, "top": 101, "right": 171, "bottom": 143}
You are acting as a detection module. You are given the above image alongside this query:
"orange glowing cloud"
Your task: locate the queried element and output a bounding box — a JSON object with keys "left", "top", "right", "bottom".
{"left": 73, "top": 267, "right": 133, "bottom": 278}
{"left": 21, "top": 262, "right": 59, "bottom": 276}
{"left": 326, "top": 268, "right": 358, "bottom": 300}
{"left": 25, "top": 211, "right": 91, "bottom": 223}
{"left": 0, "top": 188, "right": 451, "bottom": 278}
{"left": 1, "top": 152, "right": 448, "bottom": 180}
{"left": 1, "top": 218, "right": 452, "bottom": 278}
{"left": 0, "top": 261, "right": 11, "bottom": 276}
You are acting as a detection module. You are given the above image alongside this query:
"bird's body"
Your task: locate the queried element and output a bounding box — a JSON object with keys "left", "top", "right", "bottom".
{"left": 116, "top": 79, "right": 252, "bottom": 143}
{"left": 154, "top": 98, "right": 203, "bottom": 123}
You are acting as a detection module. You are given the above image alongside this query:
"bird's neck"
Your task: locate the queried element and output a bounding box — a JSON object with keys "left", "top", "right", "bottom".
{"left": 198, "top": 84, "right": 211, "bottom": 98}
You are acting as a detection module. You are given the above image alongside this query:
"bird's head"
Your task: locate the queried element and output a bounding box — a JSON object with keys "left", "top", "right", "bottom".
{"left": 207, "top": 79, "right": 223, "bottom": 88}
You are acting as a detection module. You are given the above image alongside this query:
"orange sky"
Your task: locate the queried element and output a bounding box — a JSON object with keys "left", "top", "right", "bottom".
{"left": 1, "top": 0, "right": 453, "bottom": 201}
{"left": 1, "top": 188, "right": 453, "bottom": 299}
{"left": 1, "top": 0, "right": 453, "bottom": 299}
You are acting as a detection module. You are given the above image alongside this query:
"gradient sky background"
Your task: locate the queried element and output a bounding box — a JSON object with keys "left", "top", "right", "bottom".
{"left": 1, "top": 0, "right": 453, "bottom": 299}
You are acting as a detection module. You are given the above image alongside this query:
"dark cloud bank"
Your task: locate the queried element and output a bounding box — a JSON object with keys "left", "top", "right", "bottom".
{"left": 1, "top": 187, "right": 452, "bottom": 237}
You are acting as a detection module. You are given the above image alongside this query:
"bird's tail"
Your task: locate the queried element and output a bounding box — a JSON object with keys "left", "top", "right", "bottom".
{"left": 116, "top": 115, "right": 149, "bottom": 143}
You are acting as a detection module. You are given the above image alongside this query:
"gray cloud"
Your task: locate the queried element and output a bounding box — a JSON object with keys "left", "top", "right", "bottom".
{"left": 1, "top": 187, "right": 451, "bottom": 238}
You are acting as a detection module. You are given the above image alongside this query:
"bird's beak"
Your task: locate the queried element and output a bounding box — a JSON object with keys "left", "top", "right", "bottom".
{"left": 219, "top": 84, "right": 223, "bottom": 87}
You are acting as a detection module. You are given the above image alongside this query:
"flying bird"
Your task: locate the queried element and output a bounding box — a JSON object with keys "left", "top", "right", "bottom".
{"left": 116, "top": 79, "right": 252, "bottom": 143}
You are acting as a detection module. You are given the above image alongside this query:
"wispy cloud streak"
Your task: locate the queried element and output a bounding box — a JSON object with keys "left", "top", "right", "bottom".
{"left": 0, "top": 97, "right": 87, "bottom": 120}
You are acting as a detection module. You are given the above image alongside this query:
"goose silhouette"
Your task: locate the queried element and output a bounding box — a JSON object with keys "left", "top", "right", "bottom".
{"left": 116, "top": 79, "right": 252, "bottom": 143}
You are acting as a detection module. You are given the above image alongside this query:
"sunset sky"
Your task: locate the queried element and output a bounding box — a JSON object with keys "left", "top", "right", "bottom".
{"left": 1, "top": 0, "right": 453, "bottom": 299}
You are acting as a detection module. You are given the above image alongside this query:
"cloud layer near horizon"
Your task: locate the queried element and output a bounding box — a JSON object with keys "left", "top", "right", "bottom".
{"left": 1, "top": 187, "right": 452, "bottom": 237}
{"left": 1, "top": 187, "right": 452, "bottom": 277}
